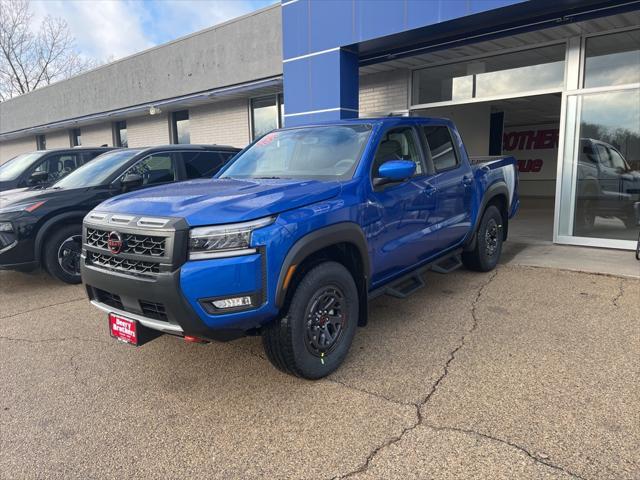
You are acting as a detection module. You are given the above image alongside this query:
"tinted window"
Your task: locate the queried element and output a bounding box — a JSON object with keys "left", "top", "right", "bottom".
{"left": 183, "top": 151, "right": 234, "bottom": 179}
{"left": 171, "top": 111, "right": 190, "bottom": 144}
{"left": 125, "top": 153, "right": 176, "bottom": 185}
{"left": 372, "top": 127, "right": 423, "bottom": 177}
{"left": 220, "top": 125, "right": 372, "bottom": 181}
{"left": 82, "top": 150, "right": 108, "bottom": 164}
{"left": 423, "top": 126, "right": 459, "bottom": 171}
{"left": 53, "top": 149, "right": 141, "bottom": 189}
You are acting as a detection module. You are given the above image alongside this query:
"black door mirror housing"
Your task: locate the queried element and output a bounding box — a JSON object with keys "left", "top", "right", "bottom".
{"left": 121, "top": 173, "right": 143, "bottom": 190}
{"left": 28, "top": 171, "right": 49, "bottom": 186}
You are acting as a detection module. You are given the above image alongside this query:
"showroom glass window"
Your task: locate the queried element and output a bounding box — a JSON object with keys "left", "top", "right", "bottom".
{"left": 70, "top": 128, "right": 81, "bottom": 146}
{"left": 36, "top": 135, "right": 46, "bottom": 150}
{"left": 412, "top": 44, "right": 566, "bottom": 105}
{"left": 584, "top": 29, "right": 640, "bottom": 88}
{"left": 114, "top": 121, "right": 128, "bottom": 147}
{"left": 251, "top": 95, "right": 283, "bottom": 140}
{"left": 171, "top": 111, "right": 190, "bottom": 144}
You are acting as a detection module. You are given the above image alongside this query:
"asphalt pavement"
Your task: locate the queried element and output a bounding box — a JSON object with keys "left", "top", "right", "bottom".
{"left": 1, "top": 264, "right": 638, "bottom": 479}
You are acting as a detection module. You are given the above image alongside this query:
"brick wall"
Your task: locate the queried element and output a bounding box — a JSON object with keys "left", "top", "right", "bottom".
{"left": 0, "top": 137, "right": 35, "bottom": 164}
{"left": 190, "top": 99, "right": 251, "bottom": 148}
{"left": 45, "top": 130, "right": 72, "bottom": 149}
{"left": 359, "top": 69, "right": 410, "bottom": 117}
{"left": 80, "top": 123, "right": 113, "bottom": 147}
{"left": 127, "top": 114, "right": 170, "bottom": 147}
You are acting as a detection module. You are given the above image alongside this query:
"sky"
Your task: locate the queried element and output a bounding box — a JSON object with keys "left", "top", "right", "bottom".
{"left": 30, "top": 0, "right": 277, "bottom": 63}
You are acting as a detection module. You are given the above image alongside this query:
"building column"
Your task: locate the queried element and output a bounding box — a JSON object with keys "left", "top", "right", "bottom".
{"left": 283, "top": 47, "right": 359, "bottom": 127}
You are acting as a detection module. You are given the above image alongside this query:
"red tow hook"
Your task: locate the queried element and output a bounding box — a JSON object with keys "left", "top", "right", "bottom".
{"left": 184, "top": 335, "right": 209, "bottom": 344}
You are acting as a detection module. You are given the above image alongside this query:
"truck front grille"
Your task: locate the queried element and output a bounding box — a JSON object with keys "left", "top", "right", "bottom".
{"left": 88, "top": 251, "right": 160, "bottom": 276}
{"left": 86, "top": 228, "right": 166, "bottom": 257}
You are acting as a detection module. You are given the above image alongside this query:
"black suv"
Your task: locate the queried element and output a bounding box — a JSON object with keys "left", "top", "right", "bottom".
{"left": 0, "top": 144, "right": 240, "bottom": 283}
{"left": 0, "top": 147, "right": 115, "bottom": 192}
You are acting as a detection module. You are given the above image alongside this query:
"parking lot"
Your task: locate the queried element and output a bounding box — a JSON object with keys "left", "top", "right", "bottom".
{"left": 1, "top": 263, "right": 638, "bottom": 480}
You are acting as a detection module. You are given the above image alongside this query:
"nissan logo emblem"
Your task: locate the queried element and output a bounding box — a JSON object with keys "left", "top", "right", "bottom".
{"left": 107, "top": 231, "right": 124, "bottom": 255}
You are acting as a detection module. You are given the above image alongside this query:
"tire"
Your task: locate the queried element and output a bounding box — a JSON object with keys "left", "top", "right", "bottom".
{"left": 262, "top": 261, "right": 358, "bottom": 379}
{"left": 462, "top": 205, "right": 503, "bottom": 272}
{"left": 43, "top": 224, "right": 83, "bottom": 284}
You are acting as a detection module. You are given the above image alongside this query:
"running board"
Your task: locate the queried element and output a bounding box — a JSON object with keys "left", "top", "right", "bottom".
{"left": 385, "top": 274, "right": 425, "bottom": 299}
{"left": 431, "top": 254, "right": 462, "bottom": 274}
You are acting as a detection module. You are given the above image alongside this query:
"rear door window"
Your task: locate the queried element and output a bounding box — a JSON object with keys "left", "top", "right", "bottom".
{"left": 422, "top": 126, "right": 459, "bottom": 172}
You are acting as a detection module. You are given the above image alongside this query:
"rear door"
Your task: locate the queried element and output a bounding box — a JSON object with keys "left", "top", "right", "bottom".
{"left": 366, "top": 125, "right": 439, "bottom": 286}
{"left": 421, "top": 124, "right": 473, "bottom": 250}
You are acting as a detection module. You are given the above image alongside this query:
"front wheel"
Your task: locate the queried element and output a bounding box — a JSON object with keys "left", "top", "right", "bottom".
{"left": 43, "top": 224, "right": 83, "bottom": 284}
{"left": 462, "top": 205, "right": 503, "bottom": 272}
{"left": 262, "top": 261, "right": 358, "bottom": 379}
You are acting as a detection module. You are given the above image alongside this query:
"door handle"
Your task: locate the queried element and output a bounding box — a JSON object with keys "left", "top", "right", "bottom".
{"left": 462, "top": 175, "right": 473, "bottom": 186}
{"left": 424, "top": 185, "right": 437, "bottom": 195}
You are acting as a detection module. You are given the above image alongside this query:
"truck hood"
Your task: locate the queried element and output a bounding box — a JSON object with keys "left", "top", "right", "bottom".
{"left": 95, "top": 178, "right": 342, "bottom": 226}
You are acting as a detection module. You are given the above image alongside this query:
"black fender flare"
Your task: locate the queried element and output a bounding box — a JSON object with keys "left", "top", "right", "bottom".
{"left": 274, "top": 222, "right": 370, "bottom": 309}
{"left": 34, "top": 211, "right": 87, "bottom": 264}
{"left": 465, "top": 182, "right": 510, "bottom": 251}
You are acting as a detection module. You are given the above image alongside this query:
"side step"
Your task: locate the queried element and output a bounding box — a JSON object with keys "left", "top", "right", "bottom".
{"left": 385, "top": 274, "right": 425, "bottom": 299}
{"left": 431, "top": 254, "right": 463, "bottom": 274}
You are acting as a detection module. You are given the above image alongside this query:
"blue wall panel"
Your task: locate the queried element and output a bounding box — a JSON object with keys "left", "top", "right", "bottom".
{"left": 281, "top": 0, "right": 524, "bottom": 124}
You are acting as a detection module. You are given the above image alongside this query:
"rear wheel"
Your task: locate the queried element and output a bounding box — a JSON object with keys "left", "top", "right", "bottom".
{"left": 43, "top": 224, "right": 82, "bottom": 284}
{"left": 462, "top": 205, "right": 503, "bottom": 272}
{"left": 262, "top": 261, "right": 358, "bottom": 379}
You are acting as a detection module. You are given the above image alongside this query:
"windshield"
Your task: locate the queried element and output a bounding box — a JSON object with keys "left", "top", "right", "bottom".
{"left": 53, "top": 149, "right": 141, "bottom": 189}
{"left": 0, "top": 152, "right": 45, "bottom": 181}
{"left": 219, "top": 125, "right": 372, "bottom": 180}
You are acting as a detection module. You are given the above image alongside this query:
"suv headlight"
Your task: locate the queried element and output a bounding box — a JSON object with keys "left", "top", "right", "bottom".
{"left": 189, "top": 216, "right": 274, "bottom": 260}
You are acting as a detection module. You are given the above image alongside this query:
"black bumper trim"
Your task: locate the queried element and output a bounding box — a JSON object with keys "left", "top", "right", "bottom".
{"left": 82, "top": 262, "right": 246, "bottom": 342}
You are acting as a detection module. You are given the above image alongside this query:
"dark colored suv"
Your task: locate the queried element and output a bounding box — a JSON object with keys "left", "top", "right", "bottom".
{"left": 0, "top": 144, "right": 240, "bottom": 283}
{"left": 0, "top": 147, "right": 115, "bottom": 192}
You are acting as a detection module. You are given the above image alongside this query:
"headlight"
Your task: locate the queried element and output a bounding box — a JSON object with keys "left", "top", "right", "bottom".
{"left": 0, "top": 222, "right": 13, "bottom": 232}
{"left": 189, "top": 216, "right": 274, "bottom": 260}
{"left": 0, "top": 200, "right": 46, "bottom": 214}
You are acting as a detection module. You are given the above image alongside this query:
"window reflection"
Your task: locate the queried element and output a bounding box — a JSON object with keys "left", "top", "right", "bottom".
{"left": 584, "top": 29, "right": 640, "bottom": 88}
{"left": 172, "top": 111, "right": 190, "bottom": 145}
{"left": 573, "top": 89, "right": 640, "bottom": 241}
{"left": 251, "top": 96, "right": 279, "bottom": 139}
{"left": 412, "top": 44, "right": 565, "bottom": 105}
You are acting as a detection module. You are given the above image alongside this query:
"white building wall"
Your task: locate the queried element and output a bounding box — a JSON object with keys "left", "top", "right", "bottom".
{"left": 81, "top": 123, "right": 113, "bottom": 146}
{"left": 190, "top": 99, "right": 251, "bottom": 148}
{"left": 359, "top": 70, "right": 410, "bottom": 116}
{"left": 0, "top": 137, "right": 35, "bottom": 164}
{"left": 127, "top": 114, "right": 170, "bottom": 147}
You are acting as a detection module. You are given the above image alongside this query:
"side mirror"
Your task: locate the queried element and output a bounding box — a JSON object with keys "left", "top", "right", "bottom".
{"left": 28, "top": 171, "right": 49, "bottom": 186}
{"left": 121, "top": 173, "right": 143, "bottom": 190}
{"left": 374, "top": 160, "right": 416, "bottom": 187}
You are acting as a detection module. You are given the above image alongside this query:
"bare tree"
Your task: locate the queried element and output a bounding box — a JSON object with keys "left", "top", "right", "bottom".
{"left": 0, "top": 0, "right": 96, "bottom": 100}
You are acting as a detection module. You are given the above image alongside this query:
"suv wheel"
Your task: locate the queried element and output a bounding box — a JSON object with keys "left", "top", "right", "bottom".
{"left": 262, "top": 261, "right": 358, "bottom": 379}
{"left": 462, "top": 205, "right": 503, "bottom": 272}
{"left": 43, "top": 224, "right": 82, "bottom": 284}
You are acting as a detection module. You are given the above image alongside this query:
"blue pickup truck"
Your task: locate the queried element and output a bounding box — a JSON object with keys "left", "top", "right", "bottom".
{"left": 81, "top": 117, "right": 518, "bottom": 379}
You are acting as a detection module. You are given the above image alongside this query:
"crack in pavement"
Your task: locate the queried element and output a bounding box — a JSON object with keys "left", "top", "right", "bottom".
{"left": 332, "top": 270, "right": 499, "bottom": 480}
{"left": 422, "top": 423, "right": 588, "bottom": 480}
{"left": 0, "top": 298, "right": 86, "bottom": 320}
{"left": 612, "top": 278, "right": 624, "bottom": 308}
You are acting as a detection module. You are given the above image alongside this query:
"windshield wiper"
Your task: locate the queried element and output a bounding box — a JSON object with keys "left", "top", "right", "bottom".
{"left": 253, "top": 176, "right": 282, "bottom": 179}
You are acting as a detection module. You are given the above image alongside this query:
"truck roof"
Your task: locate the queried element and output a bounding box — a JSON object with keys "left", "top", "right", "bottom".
{"left": 279, "top": 116, "right": 456, "bottom": 130}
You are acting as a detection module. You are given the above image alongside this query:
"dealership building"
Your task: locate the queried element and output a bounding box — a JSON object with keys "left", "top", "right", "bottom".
{"left": 0, "top": 0, "right": 638, "bottom": 251}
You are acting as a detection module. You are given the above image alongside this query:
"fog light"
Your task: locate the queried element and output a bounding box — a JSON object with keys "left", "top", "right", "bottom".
{"left": 0, "top": 222, "right": 13, "bottom": 232}
{"left": 212, "top": 296, "right": 252, "bottom": 309}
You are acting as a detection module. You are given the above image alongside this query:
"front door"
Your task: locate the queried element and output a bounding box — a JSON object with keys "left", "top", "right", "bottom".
{"left": 364, "top": 126, "right": 440, "bottom": 286}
